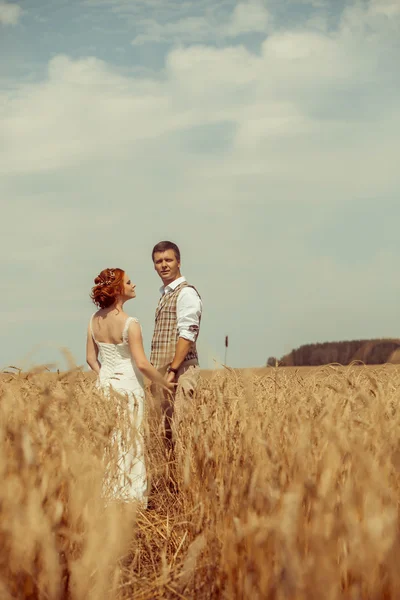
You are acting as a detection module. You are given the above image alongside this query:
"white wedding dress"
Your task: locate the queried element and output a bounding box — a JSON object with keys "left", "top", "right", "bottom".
{"left": 90, "top": 315, "right": 147, "bottom": 505}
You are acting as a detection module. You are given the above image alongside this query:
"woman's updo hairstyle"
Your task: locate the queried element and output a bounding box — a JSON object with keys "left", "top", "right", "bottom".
{"left": 90, "top": 268, "right": 125, "bottom": 309}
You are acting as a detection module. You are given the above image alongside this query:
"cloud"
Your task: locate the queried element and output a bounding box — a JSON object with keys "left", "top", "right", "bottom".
{"left": 0, "top": 1, "right": 22, "bottom": 25}
{"left": 131, "top": 1, "right": 269, "bottom": 45}
{"left": 223, "top": 1, "right": 269, "bottom": 37}
{"left": 2, "top": 2, "right": 398, "bottom": 196}
{"left": 369, "top": 0, "right": 400, "bottom": 17}
{"left": 131, "top": 16, "right": 212, "bottom": 46}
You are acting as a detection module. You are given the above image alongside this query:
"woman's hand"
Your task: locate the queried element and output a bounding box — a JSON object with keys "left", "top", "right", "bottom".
{"left": 165, "top": 380, "right": 177, "bottom": 393}
{"left": 165, "top": 370, "right": 176, "bottom": 385}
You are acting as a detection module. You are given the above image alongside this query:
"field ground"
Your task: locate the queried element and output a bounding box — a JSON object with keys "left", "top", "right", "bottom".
{"left": 1, "top": 363, "right": 400, "bottom": 598}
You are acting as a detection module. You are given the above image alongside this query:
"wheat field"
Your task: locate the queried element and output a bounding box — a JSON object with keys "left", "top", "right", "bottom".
{"left": 1, "top": 364, "right": 400, "bottom": 599}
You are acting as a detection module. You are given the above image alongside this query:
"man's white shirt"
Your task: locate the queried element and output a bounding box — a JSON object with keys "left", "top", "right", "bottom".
{"left": 160, "top": 276, "right": 202, "bottom": 342}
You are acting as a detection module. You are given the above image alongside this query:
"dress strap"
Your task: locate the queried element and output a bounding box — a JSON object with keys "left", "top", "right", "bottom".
{"left": 122, "top": 316, "right": 139, "bottom": 344}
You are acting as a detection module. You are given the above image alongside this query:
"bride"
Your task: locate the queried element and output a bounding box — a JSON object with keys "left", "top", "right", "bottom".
{"left": 86, "top": 267, "right": 175, "bottom": 506}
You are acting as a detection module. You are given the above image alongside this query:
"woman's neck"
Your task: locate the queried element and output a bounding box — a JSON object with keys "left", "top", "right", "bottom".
{"left": 100, "top": 298, "right": 125, "bottom": 315}
{"left": 113, "top": 299, "right": 125, "bottom": 312}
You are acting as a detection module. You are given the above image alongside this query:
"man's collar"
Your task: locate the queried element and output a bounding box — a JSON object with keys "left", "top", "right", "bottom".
{"left": 160, "top": 275, "right": 186, "bottom": 295}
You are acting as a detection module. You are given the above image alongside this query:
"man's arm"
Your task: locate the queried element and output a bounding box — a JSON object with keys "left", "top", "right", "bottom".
{"left": 169, "top": 337, "right": 194, "bottom": 372}
{"left": 165, "top": 287, "right": 202, "bottom": 382}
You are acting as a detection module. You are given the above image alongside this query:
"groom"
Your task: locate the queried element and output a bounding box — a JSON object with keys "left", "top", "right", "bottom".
{"left": 150, "top": 240, "right": 202, "bottom": 449}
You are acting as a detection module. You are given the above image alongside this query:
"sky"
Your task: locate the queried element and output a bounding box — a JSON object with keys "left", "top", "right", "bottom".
{"left": 1, "top": 0, "right": 400, "bottom": 371}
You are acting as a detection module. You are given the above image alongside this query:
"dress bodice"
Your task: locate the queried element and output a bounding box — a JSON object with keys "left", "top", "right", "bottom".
{"left": 90, "top": 315, "right": 144, "bottom": 395}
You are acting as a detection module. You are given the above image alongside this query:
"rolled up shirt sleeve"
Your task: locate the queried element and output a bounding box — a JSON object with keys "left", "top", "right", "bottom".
{"left": 176, "top": 287, "right": 202, "bottom": 342}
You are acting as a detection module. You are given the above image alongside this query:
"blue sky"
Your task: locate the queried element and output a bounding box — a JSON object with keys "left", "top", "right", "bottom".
{"left": 1, "top": 0, "right": 400, "bottom": 370}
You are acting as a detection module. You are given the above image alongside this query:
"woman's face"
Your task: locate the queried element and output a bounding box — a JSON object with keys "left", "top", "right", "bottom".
{"left": 122, "top": 273, "right": 136, "bottom": 300}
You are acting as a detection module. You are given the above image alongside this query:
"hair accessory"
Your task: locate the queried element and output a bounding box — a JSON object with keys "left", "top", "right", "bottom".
{"left": 98, "top": 269, "right": 116, "bottom": 287}
{"left": 105, "top": 269, "right": 115, "bottom": 285}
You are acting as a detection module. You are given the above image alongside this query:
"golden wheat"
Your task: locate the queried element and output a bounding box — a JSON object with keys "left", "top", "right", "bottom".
{"left": 1, "top": 364, "right": 400, "bottom": 599}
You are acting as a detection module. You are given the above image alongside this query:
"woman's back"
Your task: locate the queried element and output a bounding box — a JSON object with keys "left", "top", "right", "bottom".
{"left": 90, "top": 311, "right": 144, "bottom": 395}
{"left": 91, "top": 309, "right": 130, "bottom": 344}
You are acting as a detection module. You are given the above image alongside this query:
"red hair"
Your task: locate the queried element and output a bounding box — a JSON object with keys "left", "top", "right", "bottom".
{"left": 90, "top": 268, "right": 125, "bottom": 309}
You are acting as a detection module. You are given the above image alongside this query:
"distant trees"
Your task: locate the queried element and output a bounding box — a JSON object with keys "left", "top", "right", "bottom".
{"left": 266, "top": 356, "right": 278, "bottom": 367}
{"left": 269, "top": 339, "right": 400, "bottom": 367}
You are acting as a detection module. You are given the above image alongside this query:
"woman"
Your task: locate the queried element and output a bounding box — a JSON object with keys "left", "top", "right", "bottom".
{"left": 86, "top": 267, "right": 175, "bottom": 505}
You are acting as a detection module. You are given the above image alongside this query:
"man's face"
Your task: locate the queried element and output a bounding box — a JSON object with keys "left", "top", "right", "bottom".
{"left": 153, "top": 249, "right": 181, "bottom": 285}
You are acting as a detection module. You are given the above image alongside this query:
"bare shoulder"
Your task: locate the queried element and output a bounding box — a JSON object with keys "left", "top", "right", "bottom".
{"left": 127, "top": 316, "right": 141, "bottom": 331}
{"left": 127, "top": 317, "right": 142, "bottom": 341}
{"left": 89, "top": 309, "right": 101, "bottom": 326}
{"left": 127, "top": 316, "right": 140, "bottom": 325}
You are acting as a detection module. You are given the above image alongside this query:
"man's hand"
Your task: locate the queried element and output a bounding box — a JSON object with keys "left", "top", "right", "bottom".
{"left": 165, "top": 370, "right": 176, "bottom": 386}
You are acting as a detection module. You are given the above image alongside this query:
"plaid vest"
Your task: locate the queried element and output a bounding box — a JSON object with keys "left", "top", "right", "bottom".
{"left": 150, "top": 281, "right": 201, "bottom": 369}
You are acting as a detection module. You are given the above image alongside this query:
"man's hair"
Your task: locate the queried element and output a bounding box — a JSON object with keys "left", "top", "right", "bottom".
{"left": 152, "top": 241, "right": 181, "bottom": 262}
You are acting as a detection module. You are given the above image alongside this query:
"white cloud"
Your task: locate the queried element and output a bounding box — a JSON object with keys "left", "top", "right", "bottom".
{"left": 2, "top": 4, "right": 398, "bottom": 196}
{"left": 0, "top": 1, "right": 22, "bottom": 25}
{"left": 369, "top": 0, "right": 400, "bottom": 17}
{"left": 223, "top": 1, "right": 269, "bottom": 37}
{"left": 131, "top": 16, "right": 211, "bottom": 46}
{"left": 131, "top": 1, "right": 269, "bottom": 45}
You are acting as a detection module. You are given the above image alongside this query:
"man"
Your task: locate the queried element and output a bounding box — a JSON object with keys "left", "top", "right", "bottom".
{"left": 150, "top": 240, "right": 202, "bottom": 450}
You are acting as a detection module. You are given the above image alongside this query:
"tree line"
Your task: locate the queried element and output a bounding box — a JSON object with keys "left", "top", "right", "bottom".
{"left": 267, "top": 339, "right": 400, "bottom": 367}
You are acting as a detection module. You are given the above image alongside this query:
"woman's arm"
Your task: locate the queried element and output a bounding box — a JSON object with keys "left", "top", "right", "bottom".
{"left": 86, "top": 325, "right": 101, "bottom": 374}
{"left": 128, "top": 321, "right": 175, "bottom": 392}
